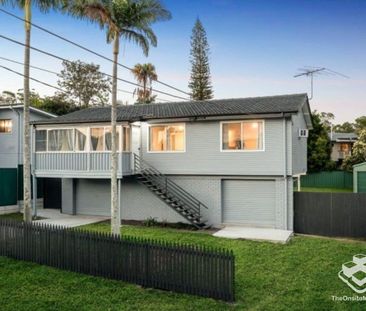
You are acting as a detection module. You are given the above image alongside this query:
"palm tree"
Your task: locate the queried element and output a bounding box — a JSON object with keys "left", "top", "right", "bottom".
{"left": 69, "top": 0, "right": 171, "bottom": 235}
{"left": 0, "top": 0, "right": 61, "bottom": 223}
{"left": 132, "top": 63, "right": 157, "bottom": 104}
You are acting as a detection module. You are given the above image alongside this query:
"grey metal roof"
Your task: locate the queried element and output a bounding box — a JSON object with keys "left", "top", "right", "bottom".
{"left": 32, "top": 93, "right": 308, "bottom": 125}
{"left": 330, "top": 132, "right": 358, "bottom": 142}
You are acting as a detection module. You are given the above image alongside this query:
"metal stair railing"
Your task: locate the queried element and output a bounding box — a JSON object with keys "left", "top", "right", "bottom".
{"left": 134, "top": 153, "right": 208, "bottom": 217}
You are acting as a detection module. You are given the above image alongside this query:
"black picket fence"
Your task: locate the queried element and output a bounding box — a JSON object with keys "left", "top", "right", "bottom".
{"left": 0, "top": 219, "right": 235, "bottom": 302}
{"left": 294, "top": 192, "right": 366, "bottom": 237}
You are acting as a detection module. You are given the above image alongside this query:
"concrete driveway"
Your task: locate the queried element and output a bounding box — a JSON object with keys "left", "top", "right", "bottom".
{"left": 33, "top": 209, "right": 109, "bottom": 228}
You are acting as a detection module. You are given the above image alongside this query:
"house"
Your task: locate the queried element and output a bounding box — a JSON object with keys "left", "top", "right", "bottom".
{"left": 0, "top": 104, "right": 56, "bottom": 214}
{"left": 329, "top": 132, "right": 358, "bottom": 163}
{"left": 30, "top": 93, "right": 312, "bottom": 231}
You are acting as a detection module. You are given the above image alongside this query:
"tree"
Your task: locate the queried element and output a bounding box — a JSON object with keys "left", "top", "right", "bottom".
{"left": 37, "top": 95, "right": 80, "bottom": 116}
{"left": 319, "top": 112, "right": 335, "bottom": 133}
{"left": 188, "top": 18, "right": 213, "bottom": 101}
{"left": 69, "top": 0, "right": 171, "bottom": 235}
{"left": 342, "top": 129, "right": 366, "bottom": 171}
{"left": 0, "top": 90, "right": 16, "bottom": 105}
{"left": 57, "top": 60, "right": 111, "bottom": 107}
{"left": 17, "top": 89, "right": 43, "bottom": 107}
{"left": 308, "top": 111, "right": 336, "bottom": 172}
{"left": 132, "top": 63, "right": 157, "bottom": 104}
{"left": 0, "top": 0, "right": 62, "bottom": 223}
{"left": 355, "top": 116, "right": 366, "bottom": 134}
{"left": 333, "top": 122, "right": 355, "bottom": 133}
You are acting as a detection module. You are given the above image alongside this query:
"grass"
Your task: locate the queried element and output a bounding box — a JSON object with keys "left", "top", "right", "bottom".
{"left": 299, "top": 187, "right": 353, "bottom": 193}
{"left": 0, "top": 222, "right": 366, "bottom": 310}
{"left": 0, "top": 213, "right": 44, "bottom": 221}
{"left": 0, "top": 213, "right": 25, "bottom": 221}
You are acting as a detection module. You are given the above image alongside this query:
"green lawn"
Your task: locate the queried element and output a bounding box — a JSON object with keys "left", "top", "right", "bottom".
{"left": 299, "top": 187, "right": 353, "bottom": 193}
{"left": 0, "top": 222, "right": 365, "bottom": 310}
{"left": 0, "top": 213, "right": 45, "bottom": 221}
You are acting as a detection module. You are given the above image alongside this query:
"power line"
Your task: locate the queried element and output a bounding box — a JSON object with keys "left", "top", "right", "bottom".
{"left": 0, "top": 56, "right": 59, "bottom": 75}
{"left": 0, "top": 55, "right": 171, "bottom": 102}
{"left": 0, "top": 64, "right": 66, "bottom": 93}
{"left": 0, "top": 34, "right": 189, "bottom": 101}
{"left": 0, "top": 8, "right": 191, "bottom": 97}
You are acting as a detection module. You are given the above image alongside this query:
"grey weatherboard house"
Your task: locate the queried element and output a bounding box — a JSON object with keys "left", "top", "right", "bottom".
{"left": 30, "top": 93, "right": 312, "bottom": 231}
{"left": 0, "top": 104, "right": 55, "bottom": 213}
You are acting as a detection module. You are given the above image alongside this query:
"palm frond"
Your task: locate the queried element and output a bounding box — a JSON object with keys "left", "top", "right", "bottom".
{"left": 121, "top": 29, "right": 150, "bottom": 56}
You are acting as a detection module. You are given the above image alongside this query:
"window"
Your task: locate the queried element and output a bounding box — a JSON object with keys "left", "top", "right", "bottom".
{"left": 149, "top": 124, "right": 185, "bottom": 152}
{"left": 48, "top": 129, "right": 73, "bottom": 151}
{"left": 90, "top": 128, "right": 104, "bottom": 151}
{"left": 222, "top": 121, "right": 264, "bottom": 151}
{"left": 35, "top": 125, "right": 131, "bottom": 152}
{"left": 0, "top": 119, "right": 12, "bottom": 133}
{"left": 35, "top": 130, "right": 47, "bottom": 151}
{"left": 122, "top": 126, "right": 131, "bottom": 151}
{"left": 105, "top": 126, "right": 121, "bottom": 151}
{"left": 74, "top": 128, "right": 88, "bottom": 151}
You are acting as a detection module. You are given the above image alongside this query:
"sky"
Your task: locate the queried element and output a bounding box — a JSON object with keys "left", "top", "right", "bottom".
{"left": 0, "top": 0, "right": 365, "bottom": 123}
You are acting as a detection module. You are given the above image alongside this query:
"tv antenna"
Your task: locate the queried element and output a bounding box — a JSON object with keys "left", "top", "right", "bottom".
{"left": 294, "top": 66, "right": 349, "bottom": 100}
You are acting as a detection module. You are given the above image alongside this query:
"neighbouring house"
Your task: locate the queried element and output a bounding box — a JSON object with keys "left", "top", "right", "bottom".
{"left": 329, "top": 132, "right": 358, "bottom": 164}
{"left": 0, "top": 104, "right": 56, "bottom": 214}
{"left": 30, "top": 93, "right": 312, "bottom": 231}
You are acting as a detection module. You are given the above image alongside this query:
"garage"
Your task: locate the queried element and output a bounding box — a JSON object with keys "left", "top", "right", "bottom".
{"left": 353, "top": 162, "right": 366, "bottom": 193}
{"left": 223, "top": 179, "right": 276, "bottom": 227}
{"left": 76, "top": 179, "right": 110, "bottom": 216}
{"left": 357, "top": 172, "right": 366, "bottom": 193}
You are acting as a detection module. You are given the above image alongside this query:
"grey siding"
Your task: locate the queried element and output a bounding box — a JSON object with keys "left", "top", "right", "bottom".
{"left": 74, "top": 178, "right": 189, "bottom": 223}
{"left": 61, "top": 179, "right": 75, "bottom": 215}
{"left": 223, "top": 179, "right": 276, "bottom": 227}
{"left": 71, "top": 177, "right": 222, "bottom": 225}
{"left": 141, "top": 119, "right": 292, "bottom": 176}
{"left": 0, "top": 108, "right": 50, "bottom": 168}
{"left": 291, "top": 111, "right": 308, "bottom": 175}
{"left": 69, "top": 175, "right": 293, "bottom": 229}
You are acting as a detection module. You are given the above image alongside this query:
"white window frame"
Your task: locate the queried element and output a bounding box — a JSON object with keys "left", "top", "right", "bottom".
{"left": 220, "top": 120, "right": 265, "bottom": 152}
{"left": 0, "top": 119, "right": 13, "bottom": 134}
{"left": 147, "top": 123, "right": 186, "bottom": 153}
{"left": 35, "top": 124, "right": 130, "bottom": 153}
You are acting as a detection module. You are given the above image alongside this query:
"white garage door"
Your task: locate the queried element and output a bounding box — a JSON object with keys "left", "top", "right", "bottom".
{"left": 223, "top": 180, "right": 276, "bottom": 227}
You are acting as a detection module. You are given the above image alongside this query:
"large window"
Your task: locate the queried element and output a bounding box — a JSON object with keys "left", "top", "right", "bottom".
{"left": 149, "top": 124, "right": 185, "bottom": 152}
{"left": 0, "top": 119, "right": 12, "bottom": 133}
{"left": 48, "top": 129, "right": 74, "bottom": 151}
{"left": 36, "top": 125, "right": 131, "bottom": 152}
{"left": 222, "top": 121, "right": 264, "bottom": 151}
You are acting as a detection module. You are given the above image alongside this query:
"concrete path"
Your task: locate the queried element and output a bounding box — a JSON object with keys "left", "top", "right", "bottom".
{"left": 213, "top": 225, "right": 293, "bottom": 243}
{"left": 33, "top": 209, "right": 109, "bottom": 228}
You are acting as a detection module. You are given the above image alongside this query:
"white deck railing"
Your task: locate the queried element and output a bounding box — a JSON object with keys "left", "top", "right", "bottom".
{"left": 34, "top": 152, "right": 132, "bottom": 177}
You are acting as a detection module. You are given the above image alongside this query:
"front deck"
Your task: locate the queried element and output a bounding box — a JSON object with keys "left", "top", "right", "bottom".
{"left": 34, "top": 152, "right": 133, "bottom": 178}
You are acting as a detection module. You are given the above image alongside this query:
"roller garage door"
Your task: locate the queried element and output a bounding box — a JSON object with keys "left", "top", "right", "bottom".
{"left": 76, "top": 179, "right": 110, "bottom": 216}
{"left": 223, "top": 180, "right": 276, "bottom": 227}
